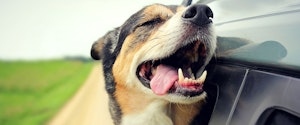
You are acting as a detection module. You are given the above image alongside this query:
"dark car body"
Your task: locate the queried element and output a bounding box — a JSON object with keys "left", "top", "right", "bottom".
{"left": 200, "top": 0, "right": 300, "bottom": 124}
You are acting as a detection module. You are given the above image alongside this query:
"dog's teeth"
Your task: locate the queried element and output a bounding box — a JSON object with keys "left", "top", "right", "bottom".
{"left": 187, "top": 68, "right": 195, "bottom": 80}
{"left": 178, "top": 68, "right": 184, "bottom": 83}
{"left": 196, "top": 70, "right": 207, "bottom": 84}
{"left": 192, "top": 74, "right": 195, "bottom": 80}
{"left": 184, "top": 77, "right": 189, "bottom": 83}
{"left": 178, "top": 69, "right": 207, "bottom": 85}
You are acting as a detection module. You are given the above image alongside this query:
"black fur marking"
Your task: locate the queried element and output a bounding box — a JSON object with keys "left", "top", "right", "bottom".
{"left": 101, "top": 29, "right": 119, "bottom": 94}
{"left": 108, "top": 95, "right": 122, "bottom": 125}
{"left": 114, "top": 10, "right": 144, "bottom": 56}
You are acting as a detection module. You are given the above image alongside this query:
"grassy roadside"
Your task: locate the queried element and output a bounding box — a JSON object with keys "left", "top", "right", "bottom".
{"left": 0, "top": 60, "right": 94, "bottom": 125}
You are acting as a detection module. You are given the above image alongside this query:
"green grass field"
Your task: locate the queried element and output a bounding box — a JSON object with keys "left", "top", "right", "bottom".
{"left": 0, "top": 60, "right": 94, "bottom": 125}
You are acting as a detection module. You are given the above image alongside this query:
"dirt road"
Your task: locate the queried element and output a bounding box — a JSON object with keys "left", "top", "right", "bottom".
{"left": 48, "top": 64, "right": 114, "bottom": 125}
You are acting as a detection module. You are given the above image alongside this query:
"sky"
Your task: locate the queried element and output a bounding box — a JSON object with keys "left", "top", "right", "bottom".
{"left": 1, "top": 0, "right": 297, "bottom": 61}
{"left": 0, "top": 0, "right": 183, "bottom": 60}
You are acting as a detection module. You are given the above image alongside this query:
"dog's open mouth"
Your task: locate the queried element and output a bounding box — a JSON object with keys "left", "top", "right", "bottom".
{"left": 137, "top": 40, "right": 209, "bottom": 97}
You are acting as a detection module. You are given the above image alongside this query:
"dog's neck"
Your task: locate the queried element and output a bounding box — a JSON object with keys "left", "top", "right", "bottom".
{"left": 115, "top": 84, "right": 203, "bottom": 125}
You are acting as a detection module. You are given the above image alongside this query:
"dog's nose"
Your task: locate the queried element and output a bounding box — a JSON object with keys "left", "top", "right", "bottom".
{"left": 182, "top": 4, "right": 213, "bottom": 26}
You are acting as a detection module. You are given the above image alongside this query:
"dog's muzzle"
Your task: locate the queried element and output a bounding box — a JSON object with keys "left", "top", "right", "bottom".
{"left": 137, "top": 4, "right": 215, "bottom": 97}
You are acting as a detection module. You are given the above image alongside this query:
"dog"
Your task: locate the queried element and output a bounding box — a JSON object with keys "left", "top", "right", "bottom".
{"left": 90, "top": 0, "right": 216, "bottom": 124}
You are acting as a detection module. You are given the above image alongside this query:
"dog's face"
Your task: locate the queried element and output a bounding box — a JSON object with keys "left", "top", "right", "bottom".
{"left": 91, "top": 2, "right": 216, "bottom": 104}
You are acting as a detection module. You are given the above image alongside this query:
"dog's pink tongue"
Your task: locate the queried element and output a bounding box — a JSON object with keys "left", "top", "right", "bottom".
{"left": 150, "top": 64, "right": 178, "bottom": 95}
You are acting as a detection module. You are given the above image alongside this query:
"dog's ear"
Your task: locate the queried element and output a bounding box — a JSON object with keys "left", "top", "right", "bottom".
{"left": 91, "top": 29, "right": 120, "bottom": 60}
{"left": 181, "top": 0, "right": 192, "bottom": 6}
{"left": 91, "top": 37, "right": 105, "bottom": 60}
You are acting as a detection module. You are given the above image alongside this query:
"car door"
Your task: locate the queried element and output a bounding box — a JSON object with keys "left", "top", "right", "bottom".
{"left": 201, "top": 0, "right": 300, "bottom": 125}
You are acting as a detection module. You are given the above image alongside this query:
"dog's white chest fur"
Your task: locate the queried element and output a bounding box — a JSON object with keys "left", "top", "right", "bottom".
{"left": 121, "top": 100, "right": 173, "bottom": 125}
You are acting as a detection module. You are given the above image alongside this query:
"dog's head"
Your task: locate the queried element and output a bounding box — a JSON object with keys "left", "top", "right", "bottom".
{"left": 91, "top": 0, "right": 216, "bottom": 104}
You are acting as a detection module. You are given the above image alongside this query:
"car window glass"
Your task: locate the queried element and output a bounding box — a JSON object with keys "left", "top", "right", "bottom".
{"left": 209, "top": 0, "right": 300, "bottom": 71}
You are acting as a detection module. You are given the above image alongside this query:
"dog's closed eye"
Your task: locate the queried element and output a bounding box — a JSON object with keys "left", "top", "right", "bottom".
{"left": 139, "top": 18, "right": 162, "bottom": 27}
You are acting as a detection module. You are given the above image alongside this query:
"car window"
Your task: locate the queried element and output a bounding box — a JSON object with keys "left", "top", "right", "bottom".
{"left": 208, "top": 0, "right": 300, "bottom": 73}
